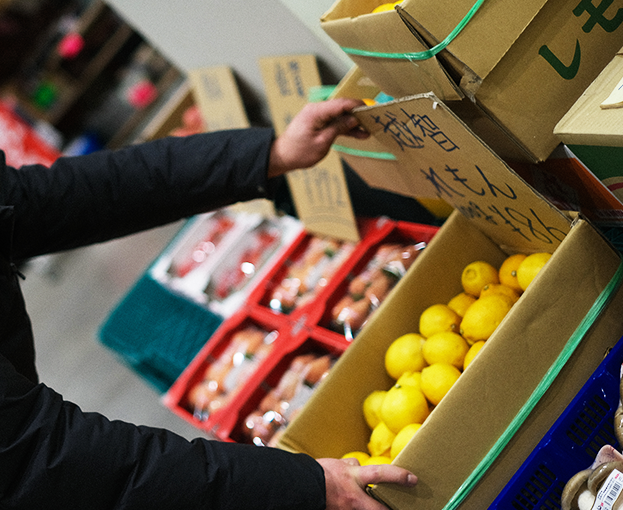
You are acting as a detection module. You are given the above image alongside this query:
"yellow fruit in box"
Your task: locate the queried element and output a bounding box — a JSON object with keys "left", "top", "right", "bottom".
{"left": 396, "top": 371, "right": 422, "bottom": 392}
{"left": 419, "top": 304, "right": 462, "bottom": 338}
{"left": 341, "top": 451, "right": 370, "bottom": 463}
{"left": 422, "top": 331, "right": 469, "bottom": 370}
{"left": 362, "top": 390, "right": 387, "bottom": 429}
{"left": 420, "top": 363, "right": 461, "bottom": 406}
{"left": 463, "top": 340, "right": 486, "bottom": 371}
{"left": 363, "top": 455, "right": 392, "bottom": 465}
{"left": 461, "top": 260, "right": 499, "bottom": 297}
{"left": 368, "top": 421, "right": 396, "bottom": 457}
{"left": 516, "top": 252, "right": 552, "bottom": 291}
{"left": 384, "top": 332, "right": 427, "bottom": 380}
{"left": 372, "top": 1, "right": 401, "bottom": 13}
{"left": 391, "top": 423, "right": 422, "bottom": 459}
{"left": 460, "top": 294, "right": 515, "bottom": 343}
{"left": 479, "top": 283, "right": 520, "bottom": 304}
{"left": 447, "top": 292, "right": 477, "bottom": 317}
{"left": 380, "top": 383, "right": 429, "bottom": 434}
{"left": 498, "top": 253, "right": 527, "bottom": 293}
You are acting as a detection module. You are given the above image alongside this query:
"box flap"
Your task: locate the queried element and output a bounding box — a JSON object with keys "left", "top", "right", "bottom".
{"left": 353, "top": 93, "right": 572, "bottom": 253}
{"left": 320, "top": 1, "right": 463, "bottom": 101}
{"left": 555, "top": 51, "right": 623, "bottom": 147}
{"left": 258, "top": 55, "right": 360, "bottom": 242}
{"left": 399, "top": 0, "right": 548, "bottom": 81}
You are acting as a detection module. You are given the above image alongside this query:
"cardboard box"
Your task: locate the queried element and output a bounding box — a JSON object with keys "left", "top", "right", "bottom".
{"left": 321, "top": 0, "right": 623, "bottom": 162}
{"left": 555, "top": 48, "right": 623, "bottom": 205}
{"left": 276, "top": 93, "right": 623, "bottom": 509}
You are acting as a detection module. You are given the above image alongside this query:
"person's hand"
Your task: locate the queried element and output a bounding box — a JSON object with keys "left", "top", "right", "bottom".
{"left": 317, "top": 457, "right": 417, "bottom": 510}
{"left": 268, "top": 98, "right": 370, "bottom": 178}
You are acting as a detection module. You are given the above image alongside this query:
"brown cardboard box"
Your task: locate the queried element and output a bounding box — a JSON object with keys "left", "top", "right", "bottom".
{"left": 320, "top": 0, "right": 623, "bottom": 162}
{"left": 276, "top": 93, "right": 623, "bottom": 509}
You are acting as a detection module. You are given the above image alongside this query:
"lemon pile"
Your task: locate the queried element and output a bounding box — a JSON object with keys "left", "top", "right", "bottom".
{"left": 341, "top": 251, "right": 551, "bottom": 465}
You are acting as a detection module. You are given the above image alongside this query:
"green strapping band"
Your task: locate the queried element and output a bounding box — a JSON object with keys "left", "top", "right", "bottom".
{"left": 341, "top": 0, "right": 486, "bottom": 61}
{"left": 442, "top": 255, "right": 623, "bottom": 510}
{"left": 332, "top": 144, "right": 397, "bottom": 160}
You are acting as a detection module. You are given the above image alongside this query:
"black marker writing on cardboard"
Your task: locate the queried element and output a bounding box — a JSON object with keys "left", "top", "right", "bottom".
{"left": 370, "top": 110, "right": 458, "bottom": 152}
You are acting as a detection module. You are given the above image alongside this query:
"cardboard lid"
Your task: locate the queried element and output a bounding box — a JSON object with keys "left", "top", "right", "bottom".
{"left": 352, "top": 92, "right": 572, "bottom": 253}
{"left": 555, "top": 50, "right": 623, "bottom": 147}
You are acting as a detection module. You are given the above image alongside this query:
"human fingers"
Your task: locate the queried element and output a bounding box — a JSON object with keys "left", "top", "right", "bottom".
{"left": 308, "top": 98, "right": 367, "bottom": 128}
{"left": 356, "top": 464, "right": 418, "bottom": 488}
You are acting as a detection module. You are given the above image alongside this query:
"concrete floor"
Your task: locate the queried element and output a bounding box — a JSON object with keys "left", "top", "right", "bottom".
{"left": 21, "top": 219, "right": 205, "bottom": 441}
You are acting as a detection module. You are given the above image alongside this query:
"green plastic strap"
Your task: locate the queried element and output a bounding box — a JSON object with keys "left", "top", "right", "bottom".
{"left": 341, "top": 0, "right": 486, "bottom": 61}
{"left": 442, "top": 255, "right": 623, "bottom": 510}
{"left": 332, "top": 144, "right": 397, "bottom": 160}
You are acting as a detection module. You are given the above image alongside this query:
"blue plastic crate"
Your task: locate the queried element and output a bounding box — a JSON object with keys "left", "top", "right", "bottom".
{"left": 99, "top": 273, "right": 224, "bottom": 393}
{"left": 489, "top": 337, "right": 623, "bottom": 509}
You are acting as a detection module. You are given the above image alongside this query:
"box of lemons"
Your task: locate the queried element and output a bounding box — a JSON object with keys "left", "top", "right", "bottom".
{"left": 371, "top": 1, "right": 402, "bottom": 13}
{"left": 391, "top": 423, "right": 422, "bottom": 460}
{"left": 498, "top": 253, "right": 527, "bottom": 293}
{"left": 463, "top": 341, "right": 486, "bottom": 371}
{"left": 479, "top": 283, "right": 520, "bottom": 304}
{"left": 368, "top": 421, "right": 396, "bottom": 457}
{"left": 341, "top": 450, "right": 370, "bottom": 464}
{"left": 362, "top": 389, "right": 387, "bottom": 429}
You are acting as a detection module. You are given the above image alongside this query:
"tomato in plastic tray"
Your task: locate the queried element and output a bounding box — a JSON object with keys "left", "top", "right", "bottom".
{"left": 204, "top": 219, "right": 282, "bottom": 301}
{"left": 252, "top": 217, "right": 384, "bottom": 317}
{"left": 323, "top": 222, "right": 439, "bottom": 340}
{"left": 223, "top": 333, "right": 348, "bottom": 445}
{"left": 184, "top": 323, "right": 280, "bottom": 424}
{"left": 167, "top": 211, "right": 236, "bottom": 278}
{"left": 266, "top": 235, "right": 357, "bottom": 314}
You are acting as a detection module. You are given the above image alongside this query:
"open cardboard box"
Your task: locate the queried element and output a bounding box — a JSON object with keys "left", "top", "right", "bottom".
{"left": 275, "top": 93, "right": 623, "bottom": 509}
{"left": 320, "top": 0, "right": 623, "bottom": 163}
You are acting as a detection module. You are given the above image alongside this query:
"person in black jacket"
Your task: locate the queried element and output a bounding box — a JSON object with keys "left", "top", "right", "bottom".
{"left": 0, "top": 98, "right": 418, "bottom": 510}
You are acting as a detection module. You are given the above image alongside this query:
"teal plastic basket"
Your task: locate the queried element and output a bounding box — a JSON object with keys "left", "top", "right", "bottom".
{"left": 99, "top": 273, "right": 223, "bottom": 393}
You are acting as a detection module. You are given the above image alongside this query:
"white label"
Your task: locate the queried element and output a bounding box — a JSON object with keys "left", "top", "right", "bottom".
{"left": 591, "top": 468, "right": 623, "bottom": 510}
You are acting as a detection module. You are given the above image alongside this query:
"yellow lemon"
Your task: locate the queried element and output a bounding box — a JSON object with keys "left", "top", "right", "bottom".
{"left": 396, "top": 371, "right": 422, "bottom": 392}
{"left": 447, "top": 292, "right": 477, "bottom": 317}
{"left": 420, "top": 363, "right": 461, "bottom": 406}
{"left": 384, "top": 333, "right": 427, "bottom": 380}
{"left": 380, "top": 383, "right": 429, "bottom": 434}
{"left": 516, "top": 252, "right": 552, "bottom": 291}
{"left": 368, "top": 421, "right": 396, "bottom": 457}
{"left": 463, "top": 340, "right": 486, "bottom": 371}
{"left": 419, "top": 304, "right": 462, "bottom": 338}
{"left": 479, "top": 283, "right": 520, "bottom": 304}
{"left": 372, "top": 1, "right": 401, "bottom": 13}
{"left": 461, "top": 261, "right": 499, "bottom": 297}
{"left": 363, "top": 455, "right": 392, "bottom": 465}
{"left": 422, "top": 331, "right": 469, "bottom": 369}
{"left": 460, "top": 294, "right": 514, "bottom": 343}
{"left": 341, "top": 451, "right": 370, "bottom": 463}
{"left": 362, "top": 390, "right": 387, "bottom": 429}
{"left": 390, "top": 423, "right": 421, "bottom": 459}
{"left": 362, "top": 98, "right": 377, "bottom": 106}
{"left": 498, "top": 253, "right": 527, "bottom": 293}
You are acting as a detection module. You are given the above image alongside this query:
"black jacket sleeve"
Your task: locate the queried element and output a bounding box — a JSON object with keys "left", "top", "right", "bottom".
{"left": 3, "top": 129, "right": 278, "bottom": 260}
{"left": 0, "top": 356, "right": 326, "bottom": 510}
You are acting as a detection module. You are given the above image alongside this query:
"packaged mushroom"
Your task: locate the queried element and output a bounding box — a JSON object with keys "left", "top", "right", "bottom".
{"left": 241, "top": 352, "right": 335, "bottom": 446}
{"left": 330, "top": 240, "right": 427, "bottom": 339}
{"left": 561, "top": 364, "right": 623, "bottom": 510}
{"left": 186, "top": 326, "right": 279, "bottom": 421}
